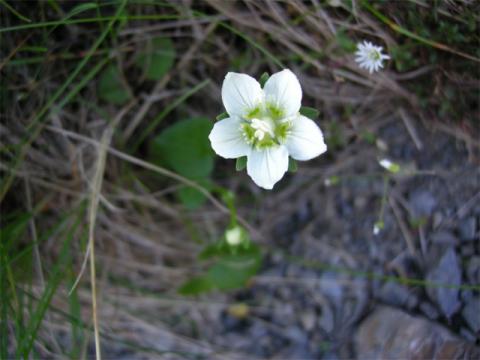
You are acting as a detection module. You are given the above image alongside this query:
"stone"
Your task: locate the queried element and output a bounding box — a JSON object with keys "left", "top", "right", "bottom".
{"left": 300, "top": 310, "right": 317, "bottom": 332}
{"left": 458, "top": 217, "right": 477, "bottom": 241}
{"left": 355, "top": 306, "right": 480, "bottom": 359}
{"left": 426, "top": 247, "right": 462, "bottom": 319}
{"left": 462, "top": 296, "right": 480, "bottom": 333}
{"left": 409, "top": 190, "right": 437, "bottom": 218}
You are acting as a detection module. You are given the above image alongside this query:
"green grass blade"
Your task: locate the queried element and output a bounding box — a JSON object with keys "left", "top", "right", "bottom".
{"left": 0, "top": 14, "right": 188, "bottom": 33}
{"left": 0, "top": 0, "right": 127, "bottom": 203}
{"left": 0, "top": 0, "right": 31, "bottom": 22}
{"left": 362, "top": 0, "right": 480, "bottom": 63}
{"left": 18, "top": 214, "right": 86, "bottom": 358}
{"left": 0, "top": 242, "right": 10, "bottom": 359}
{"left": 218, "top": 22, "right": 285, "bottom": 68}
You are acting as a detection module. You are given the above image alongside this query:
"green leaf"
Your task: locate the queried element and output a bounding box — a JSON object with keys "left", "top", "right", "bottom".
{"left": 98, "top": 64, "right": 130, "bottom": 104}
{"left": 206, "top": 250, "right": 261, "bottom": 291}
{"left": 216, "top": 112, "right": 229, "bottom": 121}
{"left": 335, "top": 30, "right": 356, "bottom": 53}
{"left": 259, "top": 72, "right": 270, "bottom": 87}
{"left": 288, "top": 158, "right": 298, "bottom": 172}
{"left": 149, "top": 117, "right": 214, "bottom": 179}
{"left": 177, "top": 178, "right": 211, "bottom": 209}
{"left": 300, "top": 106, "right": 319, "bottom": 120}
{"left": 235, "top": 156, "right": 247, "bottom": 171}
{"left": 178, "top": 276, "right": 214, "bottom": 295}
{"left": 361, "top": 131, "right": 376, "bottom": 144}
{"left": 135, "top": 37, "right": 175, "bottom": 80}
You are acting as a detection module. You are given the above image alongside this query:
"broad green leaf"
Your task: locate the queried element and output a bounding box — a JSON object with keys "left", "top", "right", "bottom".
{"left": 207, "top": 251, "right": 261, "bottom": 291}
{"left": 235, "top": 157, "right": 247, "bottom": 171}
{"left": 178, "top": 276, "right": 214, "bottom": 295}
{"left": 259, "top": 72, "right": 270, "bottom": 87}
{"left": 300, "top": 106, "right": 319, "bottom": 120}
{"left": 135, "top": 37, "right": 175, "bottom": 80}
{"left": 98, "top": 64, "right": 130, "bottom": 104}
{"left": 335, "top": 30, "right": 356, "bottom": 53}
{"left": 150, "top": 117, "right": 214, "bottom": 179}
{"left": 216, "top": 112, "right": 229, "bottom": 121}
{"left": 288, "top": 158, "right": 298, "bottom": 173}
{"left": 177, "top": 178, "right": 211, "bottom": 209}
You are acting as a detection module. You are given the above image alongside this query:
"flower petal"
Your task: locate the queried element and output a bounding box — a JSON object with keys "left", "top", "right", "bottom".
{"left": 221, "top": 72, "right": 263, "bottom": 117}
{"left": 263, "top": 69, "right": 302, "bottom": 117}
{"left": 209, "top": 117, "right": 251, "bottom": 159}
{"left": 286, "top": 115, "right": 327, "bottom": 161}
{"left": 247, "top": 146, "right": 288, "bottom": 190}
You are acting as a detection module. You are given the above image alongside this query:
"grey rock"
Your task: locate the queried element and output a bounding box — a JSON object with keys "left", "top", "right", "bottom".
{"left": 355, "top": 306, "right": 480, "bottom": 359}
{"left": 426, "top": 247, "right": 462, "bottom": 319}
{"left": 378, "top": 281, "right": 411, "bottom": 307}
{"left": 409, "top": 190, "right": 437, "bottom": 217}
{"left": 300, "top": 310, "right": 317, "bottom": 332}
{"left": 459, "top": 217, "right": 477, "bottom": 241}
{"left": 460, "top": 243, "right": 475, "bottom": 257}
{"left": 419, "top": 301, "right": 440, "bottom": 320}
{"left": 433, "top": 211, "right": 444, "bottom": 228}
{"left": 318, "top": 305, "right": 335, "bottom": 333}
{"left": 467, "top": 256, "right": 480, "bottom": 284}
{"left": 462, "top": 296, "right": 480, "bottom": 333}
{"left": 430, "top": 230, "right": 459, "bottom": 245}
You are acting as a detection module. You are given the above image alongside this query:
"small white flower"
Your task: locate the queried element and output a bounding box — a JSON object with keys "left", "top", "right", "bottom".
{"left": 209, "top": 69, "right": 327, "bottom": 189}
{"left": 379, "top": 158, "right": 400, "bottom": 173}
{"left": 355, "top": 41, "right": 390, "bottom": 74}
{"left": 373, "top": 221, "right": 384, "bottom": 235}
{"left": 379, "top": 158, "right": 393, "bottom": 169}
{"left": 225, "top": 226, "right": 243, "bottom": 246}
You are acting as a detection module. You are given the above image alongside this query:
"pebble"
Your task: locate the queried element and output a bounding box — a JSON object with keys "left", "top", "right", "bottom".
{"left": 460, "top": 243, "right": 475, "bottom": 257}
{"left": 419, "top": 301, "right": 440, "bottom": 320}
{"left": 462, "top": 296, "right": 480, "bottom": 333}
{"left": 426, "top": 247, "right": 462, "bottom": 319}
{"left": 409, "top": 189, "right": 437, "bottom": 217}
{"left": 301, "top": 310, "right": 317, "bottom": 332}
{"left": 318, "top": 306, "right": 335, "bottom": 333}
{"left": 430, "top": 230, "right": 459, "bottom": 245}
{"left": 378, "top": 281, "right": 411, "bottom": 307}
{"left": 355, "top": 306, "right": 480, "bottom": 359}
{"left": 459, "top": 217, "right": 477, "bottom": 241}
{"left": 467, "top": 256, "right": 480, "bottom": 284}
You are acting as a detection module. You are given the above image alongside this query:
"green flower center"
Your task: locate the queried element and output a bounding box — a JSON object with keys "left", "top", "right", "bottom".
{"left": 241, "top": 104, "right": 292, "bottom": 149}
{"left": 368, "top": 49, "right": 381, "bottom": 61}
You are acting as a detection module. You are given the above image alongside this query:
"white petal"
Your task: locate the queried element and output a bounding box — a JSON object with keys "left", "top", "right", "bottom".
{"left": 263, "top": 69, "right": 302, "bottom": 117}
{"left": 247, "top": 146, "right": 288, "bottom": 190}
{"left": 221, "top": 72, "right": 263, "bottom": 117}
{"left": 286, "top": 115, "right": 327, "bottom": 161}
{"left": 209, "top": 117, "right": 251, "bottom": 159}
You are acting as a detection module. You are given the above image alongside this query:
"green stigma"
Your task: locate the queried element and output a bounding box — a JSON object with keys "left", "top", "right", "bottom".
{"left": 241, "top": 104, "right": 292, "bottom": 150}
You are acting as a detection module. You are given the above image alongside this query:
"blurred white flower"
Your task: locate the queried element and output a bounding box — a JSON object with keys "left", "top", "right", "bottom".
{"left": 225, "top": 226, "right": 243, "bottom": 246}
{"left": 373, "top": 221, "right": 384, "bottom": 235}
{"left": 379, "top": 158, "right": 400, "bottom": 173}
{"left": 209, "top": 70, "right": 327, "bottom": 189}
{"left": 355, "top": 41, "right": 390, "bottom": 74}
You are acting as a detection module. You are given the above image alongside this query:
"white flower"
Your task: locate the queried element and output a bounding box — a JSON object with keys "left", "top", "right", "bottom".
{"left": 379, "top": 158, "right": 400, "bottom": 173}
{"left": 209, "top": 70, "right": 327, "bottom": 189}
{"left": 225, "top": 226, "right": 243, "bottom": 246}
{"left": 355, "top": 41, "right": 390, "bottom": 74}
{"left": 373, "top": 221, "right": 384, "bottom": 235}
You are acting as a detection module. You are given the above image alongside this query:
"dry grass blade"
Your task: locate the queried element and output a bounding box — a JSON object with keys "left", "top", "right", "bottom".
{"left": 87, "top": 127, "right": 111, "bottom": 360}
